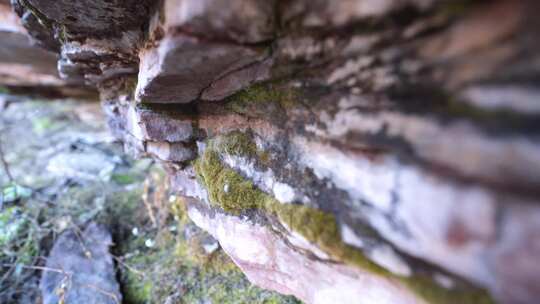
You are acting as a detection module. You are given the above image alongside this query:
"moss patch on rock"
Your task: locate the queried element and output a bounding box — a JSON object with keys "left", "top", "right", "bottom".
{"left": 225, "top": 83, "right": 299, "bottom": 118}
{"left": 194, "top": 132, "right": 494, "bottom": 304}
{"left": 117, "top": 193, "right": 301, "bottom": 304}
{"left": 195, "top": 149, "right": 265, "bottom": 213}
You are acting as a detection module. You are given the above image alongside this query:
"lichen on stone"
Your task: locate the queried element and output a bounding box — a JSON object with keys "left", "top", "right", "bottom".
{"left": 194, "top": 131, "right": 495, "bottom": 304}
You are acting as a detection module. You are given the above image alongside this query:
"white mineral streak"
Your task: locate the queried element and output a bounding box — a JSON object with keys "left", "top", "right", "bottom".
{"left": 368, "top": 245, "right": 412, "bottom": 277}
{"left": 310, "top": 95, "right": 540, "bottom": 196}
{"left": 188, "top": 207, "right": 426, "bottom": 304}
{"left": 285, "top": 230, "right": 331, "bottom": 261}
{"left": 220, "top": 143, "right": 414, "bottom": 277}
{"left": 165, "top": 0, "right": 208, "bottom": 25}
{"left": 272, "top": 182, "right": 296, "bottom": 204}
{"left": 341, "top": 224, "right": 365, "bottom": 249}
{"left": 126, "top": 105, "right": 144, "bottom": 141}
{"left": 293, "top": 136, "right": 497, "bottom": 286}
{"left": 342, "top": 225, "right": 411, "bottom": 277}
{"left": 462, "top": 85, "right": 540, "bottom": 114}
{"left": 221, "top": 154, "right": 297, "bottom": 204}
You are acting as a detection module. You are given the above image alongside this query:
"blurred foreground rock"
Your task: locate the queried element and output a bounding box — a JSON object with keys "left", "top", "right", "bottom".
{"left": 2, "top": 0, "right": 540, "bottom": 303}
{"left": 0, "top": 1, "right": 95, "bottom": 98}
{"left": 40, "top": 222, "right": 121, "bottom": 304}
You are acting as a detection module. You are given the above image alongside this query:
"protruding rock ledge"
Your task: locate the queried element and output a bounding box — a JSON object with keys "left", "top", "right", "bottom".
{"left": 5, "top": 0, "right": 540, "bottom": 303}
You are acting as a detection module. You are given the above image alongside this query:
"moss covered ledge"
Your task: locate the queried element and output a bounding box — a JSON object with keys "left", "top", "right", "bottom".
{"left": 193, "top": 132, "right": 494, "bottom": 304}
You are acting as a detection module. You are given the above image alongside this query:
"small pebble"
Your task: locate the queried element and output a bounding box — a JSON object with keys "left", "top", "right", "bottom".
{"left": 145, "top": 239, "right": 155, "bottom": 248}
{"left": 203, "top": 242, "right": 219, "bottom": 254}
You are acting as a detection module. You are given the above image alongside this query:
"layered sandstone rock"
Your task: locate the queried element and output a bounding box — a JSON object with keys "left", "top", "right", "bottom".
{"left": 3, "top": 0, "right": 540, "bottom": 303}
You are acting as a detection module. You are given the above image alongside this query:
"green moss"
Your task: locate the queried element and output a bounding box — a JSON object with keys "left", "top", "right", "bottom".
{"left": 195, "top": 135, "right": 389, "bottom": 276}
{"left": 272, "top": 203, "right": 391, "bottom": 276}
{"left": 403, "top": 276, "right": 493, "bottom": 304}
{"left": 0, "top": 207, "right": 27, "bottom": 247}
{"left": 0, "top": 205, "right": 39, "bottom": 275}
{"left": 111, "top": 173, "right": 137, "bottom": 185}
{"left": 32, "top": 117, "right": 57, "bottom": 135}
{"left": 17, "top": 231, "right": 39, "bottom": 265}
{"left": 170, "top": 196, "right": 190, "bottom": 225}
{"left": 226, "top": 83, "right": 299, "bottom": 116}
{"left": 124, "top": 269, "right": 152, "bottom": 304}
{"left": 56, "top": 24, "right": 69, "bottom": 43}
{"left": 438, "top": 0, "right": 473, "bottom": 18}
{"left": 193, "top": 132, "right": 273, "bottom": 214}
{"left": 194, "top": 150, "right": 266, "bottom": 214}
{"left": 194, "top": 133, "right": 494, "bottom": 304}
{"left": 195, "top": 150, "right": 389, "bottom": 276}
{"left": 118, "top": 186, "right": 299, "bottom": 304}
{"left": 213, "top": 131, "right": 258, "bottom": 158}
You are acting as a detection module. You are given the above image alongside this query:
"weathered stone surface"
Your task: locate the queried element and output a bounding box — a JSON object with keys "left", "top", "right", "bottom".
{"left": 281, "top": 0, "right": 436, "bottom": 29}
{"left": 10, "top": 0, "right": 152, "bottom": 85}
{"left": 161, "top": 0, "right": 276, "bottom": 44}
{"left": 136, "top": 35, "right": 270, "bottom": 103}
{"left": 134, "top": 0, "right": 275, "bottom": 104}
{"left": 146, "top": 141, "right": 195, "bottom": 163}
{"left": 21, "top": 0, "right": 152, "bottom": 38}
{"left": 188, "top": 203, "right": 425, "bottom": 304}
{"left": 128, "top": 104, "right": 195, "bottom": 143}
{"left": 0, "top": 2, "right": 59, "bottom": 86}
{"left": 0, "top": 2, "right": 97, "bottom": 98}
{"left": 3, "top": 0, "right": 540, "bottom": 303}
{"left": 0, "top": 30, "right": 61, "bottom": 86}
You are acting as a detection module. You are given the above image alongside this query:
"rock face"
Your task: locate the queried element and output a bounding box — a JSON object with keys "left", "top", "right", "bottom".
{"left": 0, "top": 1, "right": 58, "bottom": 86}
{"left": 3, "top": 0, "right": 540, "bottom": 303}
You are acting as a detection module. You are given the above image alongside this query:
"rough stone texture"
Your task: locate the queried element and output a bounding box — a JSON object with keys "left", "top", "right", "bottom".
{"left": 188, "top": 203, "right": 424, "bottom": 304}
{"left": 134, "top": 0, "right": 275, "bottom": 104}
{"left": 10, "top": 0, "right": 152, "bottom": 85}
{"left": 3, "top": 0, "right": 540, "bottom": 303}
{"left": 136, "top": 35, "right": 271, "bottom": 104}
{"left": 161, "top": 0, "right": 276, "bottom": 44}
{"left": 0, "top": 1, "right": 96, "bottom": 98}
